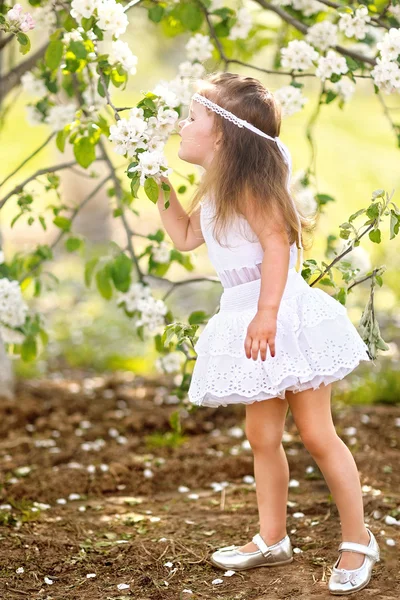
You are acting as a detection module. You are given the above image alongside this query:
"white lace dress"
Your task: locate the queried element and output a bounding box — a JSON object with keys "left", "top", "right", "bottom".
{"left": 187, "top": 197, "right": 371, "bottom": 408}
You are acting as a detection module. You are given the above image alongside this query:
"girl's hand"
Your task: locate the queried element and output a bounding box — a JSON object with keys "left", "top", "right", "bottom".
{"left": 244, "top": 309, "right": 277, "bottom": 361}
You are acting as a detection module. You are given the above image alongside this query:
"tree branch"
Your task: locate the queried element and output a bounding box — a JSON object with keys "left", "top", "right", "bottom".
{"left": 0, "top": 132, "right": 55, "bottom": 189}
{"left": 0, "top": 42, "right": 49, "bottom": 102}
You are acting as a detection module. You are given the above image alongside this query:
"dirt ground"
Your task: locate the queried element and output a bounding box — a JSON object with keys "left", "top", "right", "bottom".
{"left": 0, "top": 371, "right": 399, "bottom": 599}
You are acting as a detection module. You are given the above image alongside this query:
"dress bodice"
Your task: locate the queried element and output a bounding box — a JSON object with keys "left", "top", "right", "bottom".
{"left": 200, "top": 197, "right": 298, "bottom": 288}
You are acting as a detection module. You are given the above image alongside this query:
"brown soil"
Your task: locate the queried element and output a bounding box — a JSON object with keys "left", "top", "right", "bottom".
{"left": 0, "top": 372, "right": 399, "bottom": 599}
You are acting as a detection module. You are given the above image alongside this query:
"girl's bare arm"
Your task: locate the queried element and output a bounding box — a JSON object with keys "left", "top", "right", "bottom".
{"left": 157, "top": 177, "right": 205, "bottom": 251}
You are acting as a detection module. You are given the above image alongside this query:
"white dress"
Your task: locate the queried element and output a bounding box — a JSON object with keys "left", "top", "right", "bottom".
{"left": 187, "top": 196, "right": 371, "bottom": 408}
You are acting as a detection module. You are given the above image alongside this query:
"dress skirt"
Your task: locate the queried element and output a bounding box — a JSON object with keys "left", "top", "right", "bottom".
{"left": 188, "top": 269, "right": 371, "bottom": 408}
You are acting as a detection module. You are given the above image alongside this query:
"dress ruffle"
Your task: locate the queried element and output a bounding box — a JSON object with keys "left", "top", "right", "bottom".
{"left": 188, "top": 275, "right": 371, "bottom": 408}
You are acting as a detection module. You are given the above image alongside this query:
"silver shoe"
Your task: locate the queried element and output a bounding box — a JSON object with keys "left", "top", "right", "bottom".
{"left": 328, "top": 528, "right": 380, "bottom": 595}
{"left": 210, "top": 533, "right": 293, "bottom": 571}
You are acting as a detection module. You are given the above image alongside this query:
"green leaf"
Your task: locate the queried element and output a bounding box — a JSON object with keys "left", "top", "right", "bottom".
{"left": 73, "top": 137, "right": 96, "bottom": 168}
{"left": 65, "top": 236, "right": 82, "bottom": 252}
{"left": 69, "top": 40, "right": 87, "bottom": 59}
{"left": 144, "top": 177, "right": 159, "bottom": 203}
{"left": 390, "top": 211, "right": 400, "bottom": 239}
{"left": 21, "top": 336, "right": 37, "bottom": 361}
{"left": 178, "top": 3, "right": 204, "bottom": 30}
{"left": 53, "top": 216, "right": 71, "bottom": 231}
{"left": 56, "top": 128, "right": 69, "bottom": 152}
{"left": 45, "top": 40, "right": 64, "bottom": 70}
{"left": 188, "top": 310, "right": 208, "bottom": 325}
{"left": 148, "top": 4, "right": 164, "bottom": 22}
{"left": 111, "top": 253, "right": 132, "bottom": 292}
{"left": 369, "top": 228, "right": 381, "bottom": 243}
{"left": 316, "top": 193, "right": 335, "bottom": 206}
{"left": 84, "top": 257, "right": 98, "bottom": 287}
{"left": 96, "top": 266, "right": 113, "bottom": 300}
{"left": 39, "top": 216, "right": 47, "bottom": 231}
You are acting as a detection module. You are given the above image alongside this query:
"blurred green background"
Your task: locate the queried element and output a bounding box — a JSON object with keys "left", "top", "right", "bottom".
{"left": 0, "top": 8, "right": 399, "bottom": 403}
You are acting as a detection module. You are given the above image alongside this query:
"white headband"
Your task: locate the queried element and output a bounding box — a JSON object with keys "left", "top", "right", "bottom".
{"left": 192, "top": 92, "right": 303, "bottom": 270}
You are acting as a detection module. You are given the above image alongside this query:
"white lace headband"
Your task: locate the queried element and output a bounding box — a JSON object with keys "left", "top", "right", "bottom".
{"left": 192, "top": 92, "right": 304, "bottom": 270}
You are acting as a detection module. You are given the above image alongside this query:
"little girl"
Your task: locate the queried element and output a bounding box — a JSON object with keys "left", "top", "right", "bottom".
{"left": 157, "top": 72, "right": 380, "bottom": 595}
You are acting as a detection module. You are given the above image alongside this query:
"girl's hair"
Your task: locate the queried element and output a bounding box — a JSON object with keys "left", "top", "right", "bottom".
{"left": 187, "top": 72, "right": 317, "bottom": 250}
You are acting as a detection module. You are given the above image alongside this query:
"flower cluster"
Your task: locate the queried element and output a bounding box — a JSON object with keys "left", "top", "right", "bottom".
{"left": 315, "top": 50, "right": 348, "bottom": 81}
{"left": 151, "top": 241, "right": 172, "bottom": 264}
{"left": 0, "top": 279, "right": 28, "bottom": 344}
{"left": 281, "top": 40, "right": 319, "bottom": 71}
{"left": 32, "top": 2, "right": 57, "bottom": 33}
{"left": 273, "top": 0, "right": 324, "bottom": 17}
{"left": 71, "top": 0, "right": 128, "bottom": 38}
{"left": 109, "top": 40, "right": 138, "bottom": 75}
{"left": 21, "top": 72, "right": 47, "bottom": 98}
{"left": 45, "top": 104, "right": 77, "bottom": 132}
{"left": 155, "top": 351, "right": 184, "bottom": 374}
{"left": 338, "top": 6, "right": 371, "bottom": 41}
{"left": 372, "top": 28, "right": 400, "bottom": 94}
{"left": 275, "top": 85, "right": 308, "bottom": 117}
{"left": 6, "top": 3, "right": 35, "bottom": 32}
{"left": 117, "top": 282, "right": 168, "bottom": 335}
{"left": 331, "top": 78, "right": 356, "bottom": 103}
{"left": 291, "top": 170, "right": 318, "bottom": 218}
{"left": 306, "top": 21, "right": 338, "bottom": 51}
{"left": 185, "top": 33, "right": 214, "bottom": 62}
{"left": 228, "top": 7, "right": 253, "bottom": 41}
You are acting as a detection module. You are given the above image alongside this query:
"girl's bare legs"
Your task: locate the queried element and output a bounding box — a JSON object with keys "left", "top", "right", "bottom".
{"left": 239, "top": 396, "right": 290, "bottom": 553}
{"left": 285, "top": 383, "right": 370, "bottom": 570}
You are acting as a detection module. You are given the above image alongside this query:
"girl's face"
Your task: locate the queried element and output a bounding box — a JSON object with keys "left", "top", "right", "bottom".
{"left": 178, "top": 98, "right": 222, "bottom": 169}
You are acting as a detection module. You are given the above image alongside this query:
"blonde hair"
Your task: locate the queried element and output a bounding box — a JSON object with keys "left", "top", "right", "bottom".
{"left": 187, "top": 72, "right": 317, "bottom": 250}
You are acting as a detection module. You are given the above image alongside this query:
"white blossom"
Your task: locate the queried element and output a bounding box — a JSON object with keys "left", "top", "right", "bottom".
{"left": 377, "top": 28, "right": 400, "bottom": 62}
{"left": 152, "top": 241, "right": 172, "bottom": 264}
{"left": 96, "top": 0, "right": 128, "bottom": 38}
{"left": 117, "top": 282, "right": 168, "bottom": 335}
{"left": 209, "top": 0, "right": 224, "bottom": 10}
{"left": 21, "top": 72, "right": 47, "bottom": 97}
{"left": 33, "top": 2, "right": 57, "bottom": 33}
{"left": 178, "top": 61, "right": 206, "bottom": 79}
{"left": 275, "top": 85, "right": 308, "bottom": 117}
{"left": 228, "top": 7, "right": 253, "bottom": 41}
{"left": 156, "top": 352, "right": 184, "bottom": 374}
{"left": 0, "top": 251, "right": 4, "bottom": 263}
{"left": 70, "top": 0, "right": 99, "bottom": 21}
{"left": 315, "top": 50, "right": 348, "bottom": 81}
{"left": 0, "top": 279, "right": 28, "bottom": 343}
{"left": 273, "top": 0, "right": 324, "bottom": 17}
{"left": 26, "top": 105, "right": 43, "bottom": 126}
{"left": 109, "top": 110, "right": 148, "bottom": 157}
{"left": 371, "top": 58, "right": 400, "bottom": 94}
{"left": 185, "top": 33, "right": 214, "bottom": 62}
{"left": 331, "top": 77, "right": 356, "bottom": 102}
{"left": 306, "top": 21, "right": 338, "bottom": 51}
{"left": 109, "top": 40, "right": 138, "bottom": 75}
{"left": 63, "top": 28, "right": 83, "bottom": 44}
{"left": 281, "top": 40, "right": 319, "bottom": 71}
{"left": 337, "top": 241, "right": 371, "bottom": 275}
{"left": 338, "top": 6, "right": 371, "bottom": 41}
{"left": 45, "top": 104, "right": 76, "bottom": 131}
{"left": 128, "top": 149, "right": 171, "bottom": 187}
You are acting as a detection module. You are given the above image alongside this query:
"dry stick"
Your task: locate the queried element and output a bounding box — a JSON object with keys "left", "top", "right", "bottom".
{"left": 18, "top": 174, "right": 111, "bottom": 284}
{"left": 0, "top": 132, "right": 56, "bottom": 189}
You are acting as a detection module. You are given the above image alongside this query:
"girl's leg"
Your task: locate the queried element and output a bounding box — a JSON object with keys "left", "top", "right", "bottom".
{"left": 239, "top": 396, "right": 289, "bottom": 553}
{"left": 285, "top": 383, "right": 370, "bottom": 570}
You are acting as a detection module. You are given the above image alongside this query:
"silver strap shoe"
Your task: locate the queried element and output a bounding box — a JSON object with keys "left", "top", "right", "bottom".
{"left": 328, "top": 528, "right": 380, "bottom": 595}
{"left": 210, "top": 532, "right": 293, "bottom": 571}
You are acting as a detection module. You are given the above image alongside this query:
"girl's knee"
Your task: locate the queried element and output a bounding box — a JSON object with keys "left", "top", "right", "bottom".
{"left": 245, "top": 423, "right": 284, "bottom": 453}
{"left": 299, "top": 429, "right": 338, "bottom": 458}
